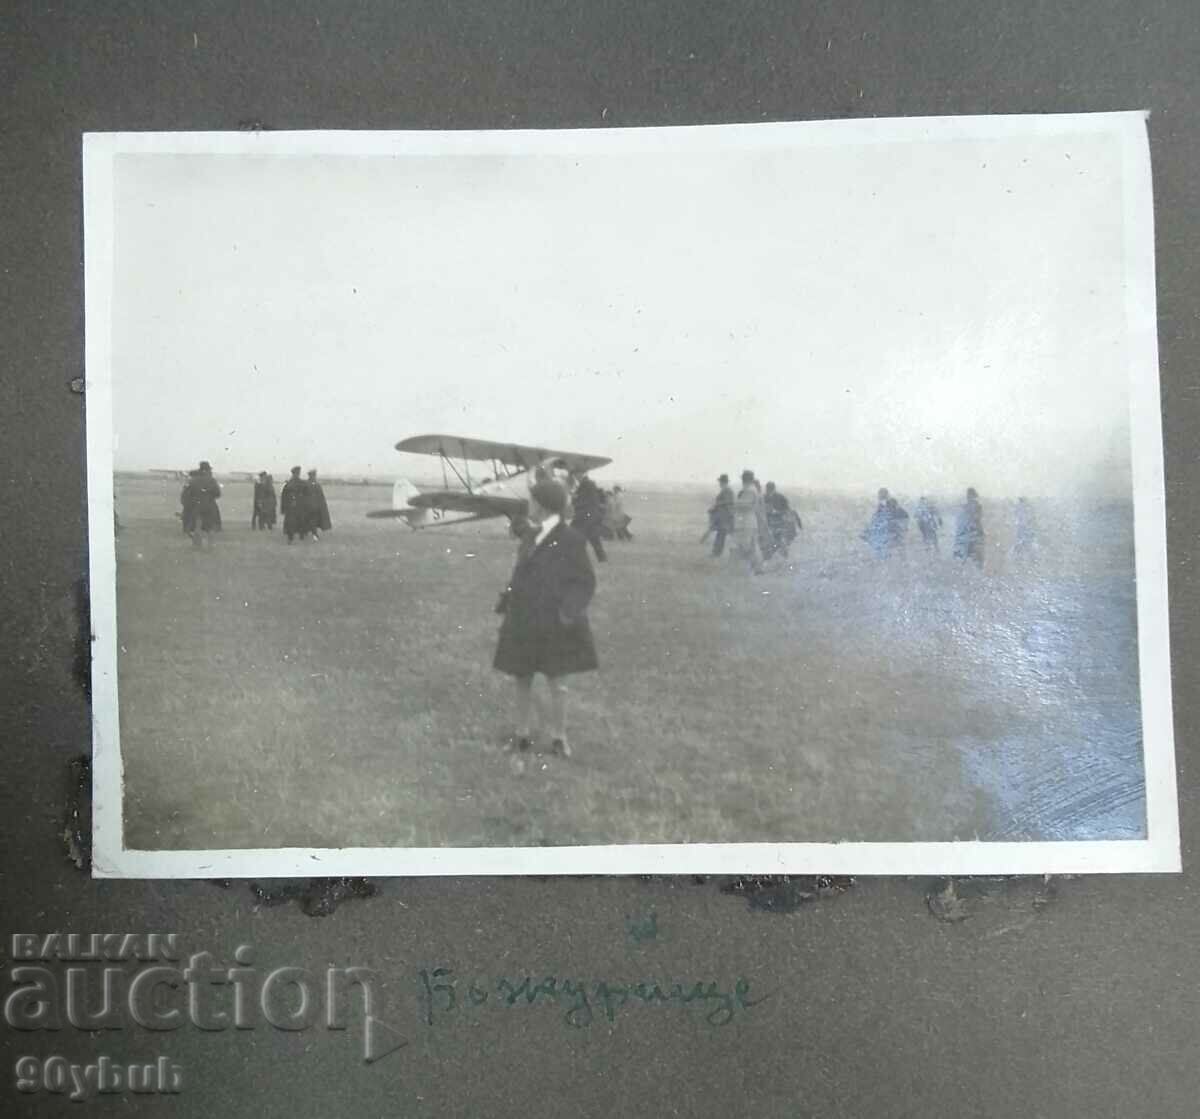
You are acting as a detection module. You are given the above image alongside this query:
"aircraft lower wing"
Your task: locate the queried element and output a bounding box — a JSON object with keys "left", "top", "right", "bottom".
{"left": 365, "top": 508, "right": 496, "bottom": 527}
{"left": 407, "top": 490, "right": 528, "bottom": 518}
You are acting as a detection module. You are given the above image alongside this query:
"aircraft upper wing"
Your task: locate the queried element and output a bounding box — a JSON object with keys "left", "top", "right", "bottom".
{"left": 406, "top": 489, "right": 529, "bottom": 518}
{"left": 394, "top": 434, "right": 612, "bottom": 474}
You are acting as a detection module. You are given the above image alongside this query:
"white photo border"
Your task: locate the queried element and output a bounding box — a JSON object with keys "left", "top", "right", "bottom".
{"left": 83, "top": 113, "right": 1180, "bottom": 878}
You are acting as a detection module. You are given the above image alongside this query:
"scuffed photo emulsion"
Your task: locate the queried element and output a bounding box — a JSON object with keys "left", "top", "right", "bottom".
{"left": 83, "top": 115, "right": 1178, "bottom": 877}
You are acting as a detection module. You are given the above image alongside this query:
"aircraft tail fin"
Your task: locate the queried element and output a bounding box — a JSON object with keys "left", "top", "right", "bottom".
{"left": 365, "top": 478, "right": 426, "bottom": 527}
{"left": 392, "top": 478, "right": 428, "bottom": 528}
{"left": 393, "top": 478, "right": 420, "bottom": 511}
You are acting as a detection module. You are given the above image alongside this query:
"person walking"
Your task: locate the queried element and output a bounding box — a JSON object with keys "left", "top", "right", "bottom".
{"left": 764, "top": 482, "right": 802, "bottom": 558}
{"left": 863, "top": 487, "right": 908, "bottom": 559}
{"left": 306, "top": 469, "right": 332, "bottom": 540}
{"left": 915, "top": 496, "right": 942, "bottom": 552}
{"left": 607, "top": 485, "right": 633, "bottom": 541}
{"left": 252, "top": 471, "right": 277, "bottom": 530}
{"left": 569, "top": 473, "right": 608, "bottom": 562}
{"left": 705, "top": 473, "right": 736, "bottom": 556}
{"left": 733, "top": 470, "right": 765, "bottom": 574}
{"left": 493, "top": 479, "right": 598, "bottom": 758}
{"left": 954, "top": 487, "right": 986, "bottom": 567}
{"left": 189, "top": 461, "right": 222, "bottom": 548}
{"left": 280, "top": 466, "right": 308, "bottom": 544}
{"left": 180, "top": 471, "right": 198, "bottom": 535}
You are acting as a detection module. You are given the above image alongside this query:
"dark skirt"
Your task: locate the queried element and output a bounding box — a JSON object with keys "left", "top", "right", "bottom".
{"left": 194, "top": 499, "right": 221, "bottom": 532}
{"left": 283, "top": 507, "right": 306, "bottom": 537}
{"left": 494, "top": 607, "right": 598, "bottom": 678}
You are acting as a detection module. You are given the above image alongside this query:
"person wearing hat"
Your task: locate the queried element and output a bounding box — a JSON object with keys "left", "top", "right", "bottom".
{"left": 763, "top": 481, "right": 801, "bottom": 558}
{"left": 252, "top": 471, "right": 277, "bottom": 531}
{"left": 608, "top": 484, "right": 633, "bottom": 541}
{"left": 189, "top": 460, "right": 222, "bottom": 548}
{"left": 493, "top": 478, "right": 598, "bottom": 758}
{"left": 280, "top": 466, "right": 309, "bottom": 544}
{"left": 704, "top": 473, "right": 736, "bottom": 555}
{"left": 733, "top": 470, "right": 765, "bottom": 573}
{"left": 569, "top": 473, "right": 608, "bottom": 562}
{"left": 305, "top": 468, "right": 332, "bottom": 540}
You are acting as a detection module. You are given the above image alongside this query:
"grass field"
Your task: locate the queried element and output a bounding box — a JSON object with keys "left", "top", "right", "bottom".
{"left": 112, "top": 476, "right": 1146, "bottom": 850}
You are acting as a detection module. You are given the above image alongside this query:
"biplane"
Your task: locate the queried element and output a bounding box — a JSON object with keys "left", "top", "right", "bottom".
{"left": 366, "top": 434, "right": 612, "bottom": 529}
{"left": 150, "top": 468, "right": 258, "bottom": 482}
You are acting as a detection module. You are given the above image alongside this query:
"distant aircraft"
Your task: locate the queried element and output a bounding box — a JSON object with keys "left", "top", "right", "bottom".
{"left": 150, "top": 468, "right": 257, "bottom": 482}
{"left": 367, "top": 434, "right": 612, "bottom": 529}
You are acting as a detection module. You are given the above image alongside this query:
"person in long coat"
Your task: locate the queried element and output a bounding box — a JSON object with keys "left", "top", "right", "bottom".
{"left": 494, "top": 479, "right": 598, "bottom": 758}
{"left": 863, "top": 487, "right": 908, "bottom": 558}
{"left": 180, "top": 472, "right": 198, "bottom": 535}
{"left": 252, "top": 471, "right": 277, "bottom": 530}
{"left": 306, "top": 469, "right": 332, "bottom": 539}
{"left": 733, "top": 470, "right": 765, "bottom": 573}
{"left": 280, "top": 466, "right": 308, "bottom": 543}
{"left": 569, "top": 474, "right": 607, "bottom": 562}
{"left": 764, "top": 482, "right": 801, "bottom": 558}
{"left": 954, "top": 487, "right": 985, "bottom": 567}
{"left": 607, "top": 485, "right": 633, "bottom": 541}
{"left": 190, "top": 461, "right": 222, "bottom": 547}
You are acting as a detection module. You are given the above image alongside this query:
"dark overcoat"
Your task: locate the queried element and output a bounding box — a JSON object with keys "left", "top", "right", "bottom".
{"left": 570, "top": 476, "right": 604, "bottom": 534}
{"left": 493, "top": 521, "right": 598, "bottom": 678}
{"left": 280, "top": 477, "right": 308, "bottom": 537}
{"left": 307, "top": 482, "right": 332, "bottom": 533}
{"left": 954, "top": 498, "right": 985, "bottom": 564}
{"left": 711, "top": 484, "right": 735, "bottom": 532}
{"left": 192, "top": 474, "right": 222, "bottom": 532}
{"left": 254, "top": 480, "right": 277, "bottom": 526}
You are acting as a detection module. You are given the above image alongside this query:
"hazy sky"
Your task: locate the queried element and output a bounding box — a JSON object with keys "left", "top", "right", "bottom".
{"left": 110, "top": 128, "right": 1135, "bottom": 495}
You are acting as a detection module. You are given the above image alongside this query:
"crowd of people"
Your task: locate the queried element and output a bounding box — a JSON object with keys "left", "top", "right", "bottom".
{"left": 567, "top": 476, "right": 633, "bottom": 562}
{"left": 862, "top": 486, "right": 987, "bottom": 565}
{"left": 163, "top": 458, "right": 1041, "bottom": 760}
{"left": 178, "top": 461, "right": 223, "bottom": 548}
{"left": 178, "top": 462, "right": 332, "bottom": 546}
{"left": 175, "top": 458, "right": 1028, "bottom": 582}
{"left": 280, "top": 467, "right": 333, "bottom": 543}
{"left": 702, "top": 475, "right": 1037, "bottom": 574}
{"left": 704, "top": 470, "right": 802, "bottom": 574}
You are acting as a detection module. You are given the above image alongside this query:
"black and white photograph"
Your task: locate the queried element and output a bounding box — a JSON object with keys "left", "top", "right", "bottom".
{"left": 83, "top": 114, "right": 1178, "bottom": 876}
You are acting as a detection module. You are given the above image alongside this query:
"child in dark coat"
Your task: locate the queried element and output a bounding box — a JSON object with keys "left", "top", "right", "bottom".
{"left": 494, "top": 479, "right": 598, "bottom": 757}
